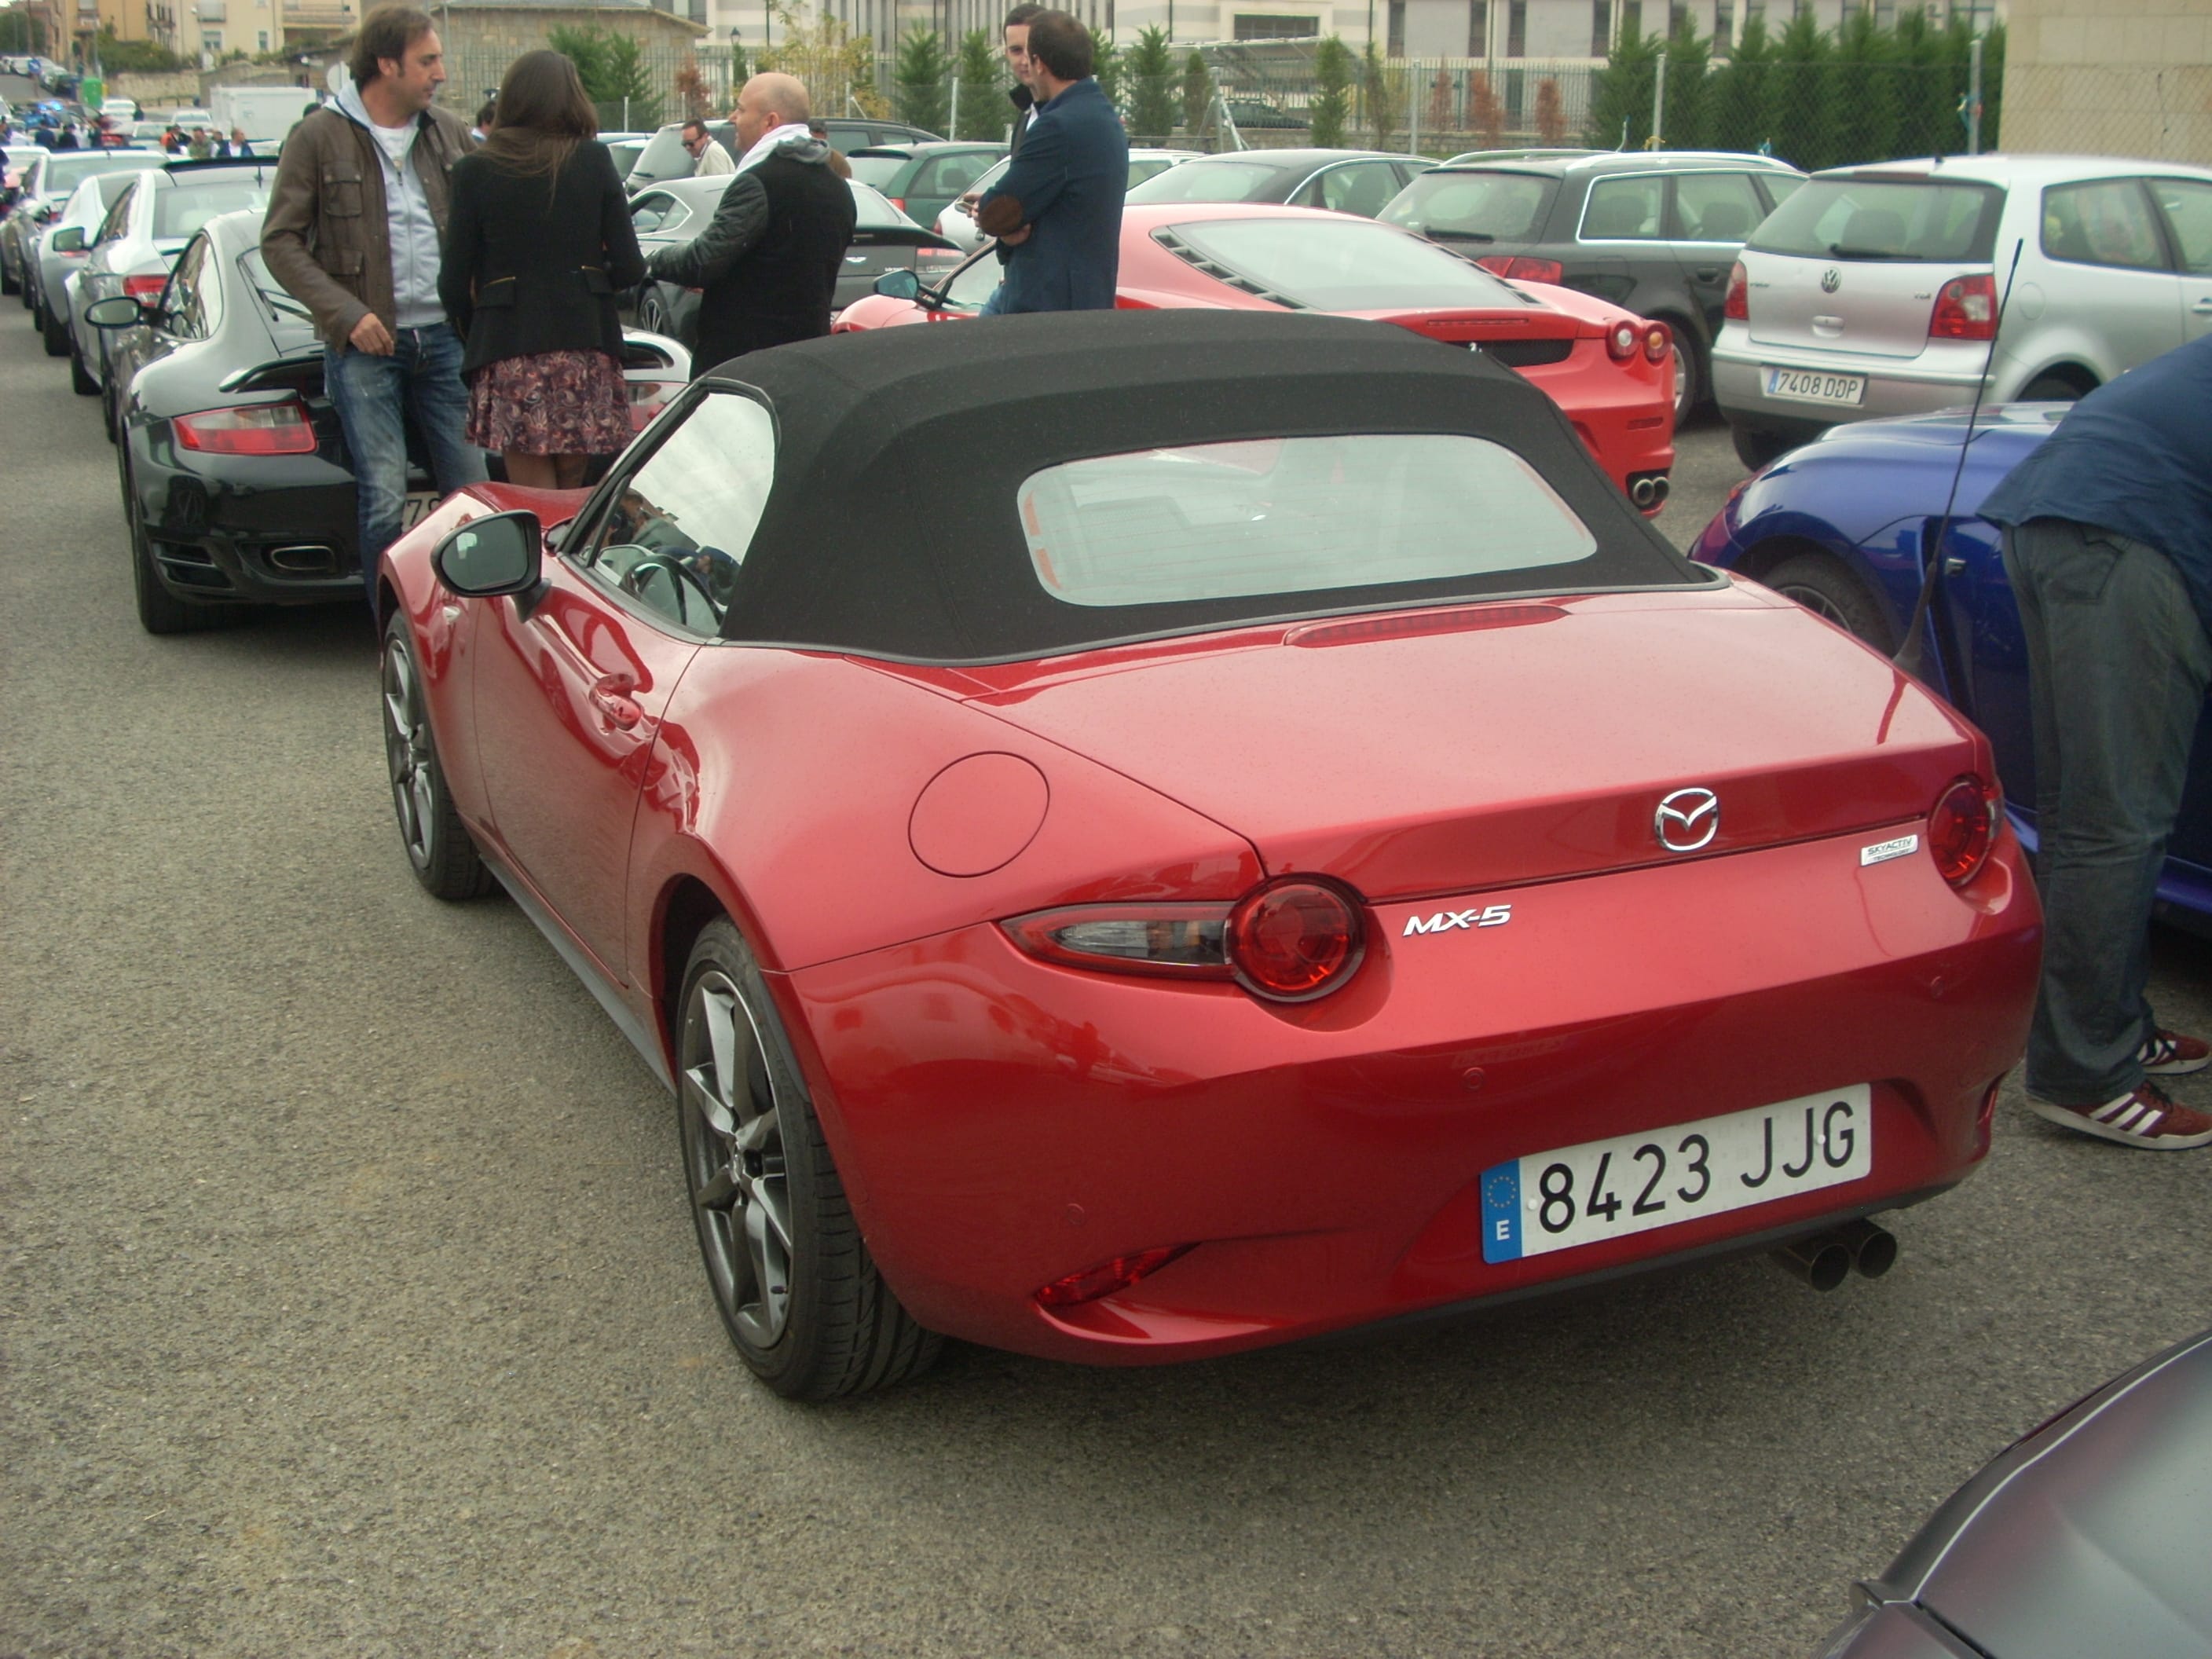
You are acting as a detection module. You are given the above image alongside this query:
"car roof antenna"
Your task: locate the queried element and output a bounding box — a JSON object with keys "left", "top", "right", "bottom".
{"left": 1893, "top": 235, "right": 2025, "bottom": 680}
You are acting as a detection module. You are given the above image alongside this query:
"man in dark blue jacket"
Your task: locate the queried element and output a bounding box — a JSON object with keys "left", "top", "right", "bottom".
{"left": 974, "top": 9, "right": 1126, "bottom": 313}
{"left": 1980, "top": 334, "right": 2212, "bottom": 1150}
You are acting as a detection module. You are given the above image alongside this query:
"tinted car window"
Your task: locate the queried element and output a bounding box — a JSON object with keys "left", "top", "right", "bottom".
{"left": 1750, "top": 177, "right": 2004, "bottom": 262}
{"left": 1303, "top": 161, "right": 1401, "bottom": 217}
{"left": 1379, "top": 169, "right": 1555, "bottom": 241}
{"left": 1020, "top": 434, "right": 1597, "bottom": 608}
{"left": 95, "top": 183, "right": 135, "bottom": 243}
{"left": 1580, "top": 174, "right": 1664, "bottom": 240}
{"left": 1127, "top": 159, "right": 1285, "bottom": 203}
{"left": 1672, "top": 171, "right": 1767, "bottom": 242}
{"left": 2041, "top": 178, "right": 2166, "bottom": 271}
{"left": 916, "top": 151, "right": 994, "bottom": 196}
{"left": 1162, "top": 216, "right": 1529, "bottom": 311}
{"left": 2152, "top": 177, "right": 2212, "bottom": 274}
{"left": 164, "top": 232, "right": 220, "bottom": 339}
{"left": 155, "top": 181, "right": 267, "bottom": 240}
{"left": 630, "top": 192, "right": 686, "bottom": 235}
{"left": 584, "top": 391, "right": 777, "bottom": 633}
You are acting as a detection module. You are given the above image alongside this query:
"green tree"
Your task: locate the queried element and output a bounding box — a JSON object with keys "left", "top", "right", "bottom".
{"left": 1309, "top": 35, "right": 1353, "bottom": 147}
{"left": 1584, "top": 25, "right": 1657, "bottom": 149}
{"left": 549, "top": 24, "right": 662, "bottom": 127}
{"left": 894, "top": 26, "right": 949, "bottom": 134}
{"left": 1826, "top": 5, "right": 1899, "bottom": 170}
{"left": 1703, "top": 14, "right": 1772, "bottom": 156}
{"left": 1361, "top": 39, "right": 1398, "bottom": 149}
{"left": 93, "top": 25, "right": 187, "bottom": 71}
{"left": 1126, "top": 25, "right": 1176, "bottom": 141}
{"left": 1093, "top": 36, "right": 1124, "bottom": 115}
{"left": 1181, "top": 48, "right": 1210, "bottom": 134}
{"left": 1973, "top": 20, "right": 2005, "bottom": 151}
{"left": 1760, "top": 7, "right": 1831, "bottom": 170}
{"left": 0, "top": 9, "right": 39, "bottom": 51}
{"left": 1657, "top": 12, "right": 1708, "bottom": 151}
{"left": 953, "top": 28, "right": 1002, "bottom": 138}
{"left": 1888, "top": 5, "right": 1952, "bottom": 159}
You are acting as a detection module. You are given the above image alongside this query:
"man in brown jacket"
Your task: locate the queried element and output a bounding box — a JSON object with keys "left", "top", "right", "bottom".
{"left": 261, "top": 4, "right": 484, "bottom": 617}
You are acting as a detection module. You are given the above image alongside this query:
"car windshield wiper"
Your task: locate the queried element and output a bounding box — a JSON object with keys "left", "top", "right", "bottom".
{"left": 1424, "top": 229, "right": 1496, "bottom": 242}
{"left": 1825, "top": 244, "right": 1903, "bottom": 259}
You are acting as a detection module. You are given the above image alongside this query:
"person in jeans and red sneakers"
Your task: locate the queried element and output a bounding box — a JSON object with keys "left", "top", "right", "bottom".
{"left": 1979, "top": 331, "right": 2212, "bottom": 1148}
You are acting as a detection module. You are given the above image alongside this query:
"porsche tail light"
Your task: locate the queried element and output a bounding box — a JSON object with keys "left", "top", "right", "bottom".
{"left": 1035, "top": 1245, "right": 1192, "bottom": 1309}
{"left": 172, "top": 400, "right": 318, "bottom": 456}
{"left": 1928, "top": 775, "right": 1999, "bottom": 887}
{"left": 1605, "top": 319, "right": 1641, "bottom": 361}
{"left": 1930, "top": 273, "right": 1997, "bottom": 341}
{"left": 1225, "top": 878, "right": 1365, "bottom": 1002}
{"left": 122, "top": 273, "right": 167, "bottom": 300}
{"left": 1642, "top": 320, "right": 1671, "bottom": 364}
{"left": 1723, "top": 260, "right": 1749, "bottom": 321}
{"left": 1475, "top": 254, "right": 1564, "bottom": 283}
{"left": 1002, "top": 877, "right": 1368, "bottom": 1002}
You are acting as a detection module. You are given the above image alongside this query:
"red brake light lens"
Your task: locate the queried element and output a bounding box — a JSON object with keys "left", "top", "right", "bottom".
{"left": 1928, "top": 776, "right": 1999, "bottom": 887}
{"left": 888, "top": 196, "right": 906, "bottom": 214}
{"left": 1035, "top": 1244, "right": 1192, "bottom": 1309}
{"left": 1930, "top": 272, "right": 1997, "bottom": 341}
{"left": 1723, "top": 260, "right": 1749, "bottom": 321}
{"left": 1605, "top": 319, "right": 1640, "bottom": 361}
{"left": 122, "top": 273, "right": 167, "bottom": 299}
{"left": 1001, "top": 903, "right": 1232, "bottom": 981}
{"left": 1643, "top": 320, "right": 1671, "bottom": 364}
{"left": 1225, "top": 878, "right": 1365, "bottom": 1002}
{"left": 172, "top": 400, "right": 318, "bottom": 456}
{"left": 1476, "top": 254, "right": 1564, "bottom": 283}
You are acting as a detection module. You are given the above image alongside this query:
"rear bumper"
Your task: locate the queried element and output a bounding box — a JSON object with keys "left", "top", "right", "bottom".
{"left": 1712, "top": 330, "right": 1993, "bottom": 432}
{"left": 1518, "top": 340, "right": 1674, "bottom": 507}
{"left": 126, "top": 433, "right": 365, "bottom": 606}
{"left": 780, "top": 820, "right": 2040, "bottom": 1364}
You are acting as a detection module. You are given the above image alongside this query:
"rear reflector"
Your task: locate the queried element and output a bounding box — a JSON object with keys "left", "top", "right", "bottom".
{"left": 1643, "top": 320, "right": 1671, "bottom": 364}
{"left": 1035, "top": 1244, "right": 1192, "bottom": 1309}
{"left": 173, "top": 400, "right": 317, "bottom": 456}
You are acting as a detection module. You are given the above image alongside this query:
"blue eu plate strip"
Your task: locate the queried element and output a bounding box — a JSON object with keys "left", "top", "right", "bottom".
{"left": 1481, "top": 1160, "right": 1521, "bottom": 1263}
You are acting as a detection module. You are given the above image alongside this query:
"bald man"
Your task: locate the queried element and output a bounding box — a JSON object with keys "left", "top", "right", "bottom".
{"left": 643, "top": 73, "right": 857, "bottom": 372}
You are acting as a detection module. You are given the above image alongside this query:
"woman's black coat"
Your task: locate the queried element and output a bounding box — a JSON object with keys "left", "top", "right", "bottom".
{"left": 438, "top": 139, "right": 646, "bottom": 375}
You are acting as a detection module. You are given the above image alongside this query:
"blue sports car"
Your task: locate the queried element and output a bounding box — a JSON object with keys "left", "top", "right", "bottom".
{"left": 1690, "top": 405, "right": 2212, "bottom": 933}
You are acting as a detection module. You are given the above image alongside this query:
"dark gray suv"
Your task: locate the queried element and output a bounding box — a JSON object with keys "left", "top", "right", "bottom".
{"left": 1379, "top": 150, "right": 1805, "bottom": 420}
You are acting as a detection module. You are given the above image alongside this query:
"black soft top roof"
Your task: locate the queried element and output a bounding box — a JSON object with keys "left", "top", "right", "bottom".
{"left": 703, "top": 309, "right": 1708, "bottom": 662}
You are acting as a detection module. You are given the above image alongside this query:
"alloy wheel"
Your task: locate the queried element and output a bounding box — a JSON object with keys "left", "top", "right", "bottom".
{"left": 382, "top": 636, "right": 437, "bottom": 870}
{"left": 1774, "top": 580, "right": 1848, "bottom": 628}
{"left": 679, "top": 971, "right": 793, "bottom": 1350}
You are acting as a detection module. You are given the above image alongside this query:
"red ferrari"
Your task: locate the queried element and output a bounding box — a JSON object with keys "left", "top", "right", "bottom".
{"left": 836, "top": 202, "right": 1677, "bottom": 512}
{"left": 380, "top": 312, "right": 2038, "bottom": 1399}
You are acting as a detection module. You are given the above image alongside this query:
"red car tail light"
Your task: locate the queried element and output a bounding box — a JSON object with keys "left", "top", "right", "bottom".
{"left": 888, "top": 196, "right": 906, "bottom": 214}
{"left": 122, "top": 272, "right": 167, "bottom": 299}
{"left": 1642, "top": 320, "right": 1671, "bottom": 364}
{"left": 1001, "top": 903, "right": 1232, "bottom": 981}
{"left": 1475, "top": 254, "right": 1564, "bottom": 283}
{"left": 1928, "top": 776, "right": 2000, "bottom": 887}
{"left": 1929, "top": 272, "right": 1997, "bottom": 341}
{"left": 625, "top": 377, "right": 683, "bottom": 432}
{"left": 1723, "top": 260, "right": 1749, "bottom": 321}
{"left": 172, "top": 400, "right": 318, "bottom": 456}
{"left": 1035, "top": 1244, "right": 1192, "bottom": 1309}
{"left": 1605, "top": 319, "right": 1641, "bottom": 361}
{"left": 1226, "top": 877, "right": 1365, "bottom": 1002}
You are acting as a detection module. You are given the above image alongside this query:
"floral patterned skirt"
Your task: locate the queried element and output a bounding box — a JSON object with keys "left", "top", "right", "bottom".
{"left": 466, "top": 349, "right": 632, "bottom": 456}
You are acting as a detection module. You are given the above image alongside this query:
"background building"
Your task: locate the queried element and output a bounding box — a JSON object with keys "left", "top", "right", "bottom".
{"left": 2001, "top": 0, "right": 2212, "bottom": 163}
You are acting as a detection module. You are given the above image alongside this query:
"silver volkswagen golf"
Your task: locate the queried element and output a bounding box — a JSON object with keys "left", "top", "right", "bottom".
{"left": 1713, "top": 153, "right": 2212, "bottom": 470}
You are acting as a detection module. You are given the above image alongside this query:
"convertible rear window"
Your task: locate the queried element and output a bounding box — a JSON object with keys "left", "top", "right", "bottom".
{"left": 1749, "top": 177, "right": 2003, "bottom": 262}
{"left": 1159, "top": 216, "right": 1529, "bottom": 311}
{"left": 1017, "top": 434, "right": 1597, "bottom": 608}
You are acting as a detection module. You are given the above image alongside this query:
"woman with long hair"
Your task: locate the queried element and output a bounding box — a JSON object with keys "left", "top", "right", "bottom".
{"left": 439, "top": 49, "right": 646, "bottom": 489}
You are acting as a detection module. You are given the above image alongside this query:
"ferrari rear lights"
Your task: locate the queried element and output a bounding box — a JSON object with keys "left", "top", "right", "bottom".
{"left": 1723, "top": 261, "right": 1749, "bottom": 321}
{"left": 1641, "top": 320, "right": 1671, "bottom": 364}
{"left": 1604, "top": 319, "right": 1641, "bottom": 361}
{"left": 1928, "top": 775, "right": 1999, "bottom": 887}
{"left": 122, "top": 273, "right": 167, "bottom": 300}
{"left": 172, "top": 400, "right": 318, "bottom": 456}
{"left": 1002, "top": 877, "right": 1368, "bottom": 1002}
{"left": 1929, "top": 273, "right": 1998, "bottom": 342}
{"left": 1035, "top": 1244, "right": 1192, "bottom": 1309}
{"left": 1474, "top": 255, "right": 1564, "bottom": 284}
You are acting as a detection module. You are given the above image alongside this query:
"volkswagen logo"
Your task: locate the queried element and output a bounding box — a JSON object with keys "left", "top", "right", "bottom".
{"left": 1820, "top": 266, "right": 1842, "bottom": 294}
{"left": 1655, "top": 787, "right": 1720, "bottom": 853}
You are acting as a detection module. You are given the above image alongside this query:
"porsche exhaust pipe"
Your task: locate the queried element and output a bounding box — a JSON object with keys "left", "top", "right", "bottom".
{"left": 267, "top": 544, "right": 338, "bottom": 576}
{"left": 1772, "top": 1220, "right": 1897, "bottom": 1291}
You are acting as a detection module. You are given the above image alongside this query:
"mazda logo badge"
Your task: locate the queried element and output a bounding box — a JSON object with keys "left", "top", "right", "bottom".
{"left": 1655, "top": 787, "right": 1719, "bottom": 853}
{"left": 1820, "top": 266, "right": 1841, "bottom": 294}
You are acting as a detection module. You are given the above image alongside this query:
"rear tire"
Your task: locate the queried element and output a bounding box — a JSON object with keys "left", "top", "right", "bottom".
{"left": 676, "top": 917, "right": 942, "bottom": 1400}
{"left": 2, "top": 258, "right": 18, "bottom": 297}
{"left": 1657, "top": 314, "right": 1702, "bottom": 425}
{"left": 40, "top": 295, "right": 68, "bottom": 357}
{"left": 1763, "top": 552, "right": 1897, "bottom": 654}
{"left": 2019, "top": 372, "right": 2087, "bottom": 403}
{"left": 1730, "top": 423, "right": 1801, "bottom": 471}
{"left": 69, "top": 335, "right": 97, "bottom": 396}
{"left": 123, "top": 451, "right": 230, "bottom": 635}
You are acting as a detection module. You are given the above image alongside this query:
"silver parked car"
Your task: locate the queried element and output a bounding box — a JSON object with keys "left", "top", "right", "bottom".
{"left": 26, "top": 165, "right": 146, "bottom": 356}
{"left": 1713, "top": 153, "right": 2212, "bottom": 469}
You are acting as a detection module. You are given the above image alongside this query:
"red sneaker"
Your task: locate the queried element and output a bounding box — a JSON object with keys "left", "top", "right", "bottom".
{"left": 2138, "top": 1029, "right": 2212, "bottom": 1076}
{"left": 2027, "top": 1081, "right": 2212, "bottom": 1149}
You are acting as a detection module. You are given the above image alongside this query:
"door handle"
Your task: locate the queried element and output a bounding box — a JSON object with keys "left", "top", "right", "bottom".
{"left": 2193, "top": 297, "right": 2212, "bottom": 315}
{"left": 1693, "top": 266, "right": 1721, "bottom": 281}
{"left": 589, "top": 676, "right": 641, "bottom": 731}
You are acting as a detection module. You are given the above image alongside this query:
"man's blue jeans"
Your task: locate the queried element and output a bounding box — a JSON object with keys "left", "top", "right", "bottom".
{"left": 2001, "top": 519, "right": 2212, "bottom": 1104}
{"left": 324, "top": 323, "right": 485, "bottom": 616}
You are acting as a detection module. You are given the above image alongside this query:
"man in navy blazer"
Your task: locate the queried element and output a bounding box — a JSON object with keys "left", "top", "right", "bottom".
{"left": 974, "top": 9, "right": 1127, "bottom": 313}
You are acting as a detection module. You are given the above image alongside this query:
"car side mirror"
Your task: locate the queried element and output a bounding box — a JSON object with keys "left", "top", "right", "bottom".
{"left": 50, "top": 223, "right": 84, "bottom": 252}
{"left": 432, "top": 509, "right": 543, "bottom": 598}
{"left": 84, "top": 293, "right": 148, "bottom": 328}
{"left": 872, "top": 269, "right": 921, "bottom": 302}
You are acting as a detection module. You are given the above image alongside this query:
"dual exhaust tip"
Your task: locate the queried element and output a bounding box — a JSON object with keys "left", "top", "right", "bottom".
{"left": 1772, "top": 1218, "right": 1897, "bottom": 1291}
{"left": 1628, "top": 472, "right": 1672, "bottom": 509}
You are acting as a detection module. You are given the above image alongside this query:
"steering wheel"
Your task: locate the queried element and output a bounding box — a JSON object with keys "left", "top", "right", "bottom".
{"left": 618, "top": 550, "right": 720, "bottom": 629}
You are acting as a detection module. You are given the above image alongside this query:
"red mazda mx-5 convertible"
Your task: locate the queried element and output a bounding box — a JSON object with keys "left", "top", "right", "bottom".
{"left": 378, "top": 310, "right": 2039, "bottom": 1399}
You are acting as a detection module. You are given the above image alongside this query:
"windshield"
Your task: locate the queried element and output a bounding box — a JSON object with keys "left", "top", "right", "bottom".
{"left": 1127, "top": 159, "right": 1287, "bottom": 203}
{"left": 41, "top": 152, "right": 163, "bottom": 196}
{"left": 1749, "top": 176, "right": 2004, "bottom": 262}
{"left": 1161, "top": 216, "right": 1530, "bottom": 312}
{"left": 156, "top": 181, "right": 269, "bottom": 239}
{"left": 1020, "top": 434, "right": 1597, "bottom": 607}
{"left": 1379, "top": 169, "right": 1555, "bottom": 243}
{"left": 628, "top": 122, "right": 727, "bottom": 185}
{"left": 845, "top": 155, "right": 909, "bottom": 189}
